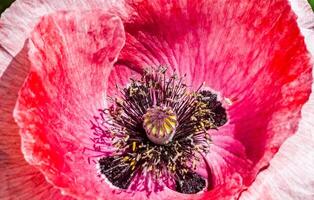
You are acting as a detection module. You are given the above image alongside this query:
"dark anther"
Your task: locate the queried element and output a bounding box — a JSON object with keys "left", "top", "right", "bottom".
{"left": 99, "top": 156, "right": 138, "bottom": 189}
{"left": 175, "top": 171, "right": 206, "bottom": 194}
{"left": 199, "top": 90, "right": 227, "bottom": 127}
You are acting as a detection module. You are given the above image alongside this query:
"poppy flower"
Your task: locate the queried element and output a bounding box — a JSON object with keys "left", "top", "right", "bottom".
{"left": 1, "top": 0, "right": 314, "bottom": 199}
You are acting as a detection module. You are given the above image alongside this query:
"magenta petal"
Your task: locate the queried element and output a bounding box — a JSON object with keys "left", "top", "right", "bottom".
{"left": 0, "top": 47, "right": 74, "bottom": 200}
{"left": 116, "top": 0, "right": 313, "bottom": 197}
{"left": 240, "top": 1, "right": 314, "bottom": 199}
{"left": 240, "top": 85, "right": 314, "bottom": 200}
{"left": 13, "top": 10, "right": 126, "bottom": 199}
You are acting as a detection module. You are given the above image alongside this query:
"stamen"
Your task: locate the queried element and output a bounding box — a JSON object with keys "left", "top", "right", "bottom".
{"left": 175, "top": 171, "right": 206, "bottom": 194}
{"left": 92, "top": 67, "right": 228, "bottom": 194}
{"left": 99, "top": 156, "right": 138, "bottom": 189}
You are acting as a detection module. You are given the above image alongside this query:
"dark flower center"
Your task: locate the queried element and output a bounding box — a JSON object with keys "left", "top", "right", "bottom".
{"left": 96, "top": 67, "right": 227, "bottom": 194}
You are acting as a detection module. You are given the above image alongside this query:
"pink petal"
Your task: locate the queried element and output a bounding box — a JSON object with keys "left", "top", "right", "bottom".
{"left": 240, "top": 1, "right": 314, "bottom": 199}
{"left": 116, "top": 0, "right": 313, "bottom": 198}
{"left": 107, "top": 64, "right": 141, "bottom": 98}
{"left": 289, "top": 0, "right": 314, "bottom": 54}
{"left": 0, "top": 0, "right": 128, "bottom": 76}
{"left": 240, "top": 83, "right": 314, "bottom": 200}
{"left": 13, "top": 10, "right": 126, "bottom": 199}
{"left": 0, "top": 1, "right": 116, "bottom": 198}
{"left": 0, "top": 42, "right": 74, "bottom": 199}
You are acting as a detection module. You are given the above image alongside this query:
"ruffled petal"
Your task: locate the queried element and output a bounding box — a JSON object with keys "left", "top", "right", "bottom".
{"left": 0, "top": 0, "right": 127, "bottom": 76}
{"left": 240, "top": 1, "right": 314, "bottom": 199}
{"left": 240, "top": 82, "right": 314, "bottom": 200}
{"left": 289, "top": 0, "right": 314, "bottom": 54}
{"left": 0, "top": 43, "right": 74, "bottom": 199}
{"left": 0, "top": 1, "right": 127, "bottom": 198}
{"left": 14, "top": 10, "right": 126, "bottom": 199}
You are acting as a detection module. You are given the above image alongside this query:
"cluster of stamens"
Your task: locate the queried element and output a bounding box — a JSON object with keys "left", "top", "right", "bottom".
{"left": 93, "top": 67, "right": 227, "bottom": 194}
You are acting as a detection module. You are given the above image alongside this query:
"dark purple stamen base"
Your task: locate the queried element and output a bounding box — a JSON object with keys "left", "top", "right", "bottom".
{"left": 175, "top": 171, "right": 206, "bottom": 194}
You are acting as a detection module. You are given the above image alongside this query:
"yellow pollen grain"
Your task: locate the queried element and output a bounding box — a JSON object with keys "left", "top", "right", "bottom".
{"left": 132, "top": 142, "right": 137, "bottom": 152}
{"left": 191, "top": 116, "right": 197, "bottom": 121}
{"left": 124, "top": 135, "right": 129, "bottom": 142}
{"left": 136, "top": 154, "right": 141, "bottom": 161}
{"left": 123, "top": 156, "right": 130, "bottom": 162}
{"left": 145, "top": 148, "right": 152, "bottom": 154}
{"left": 172, "top": 165, "right": 176, "bottom": 172}
{"left": 200, "top": 122, "right": 205, "bottom": 128}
